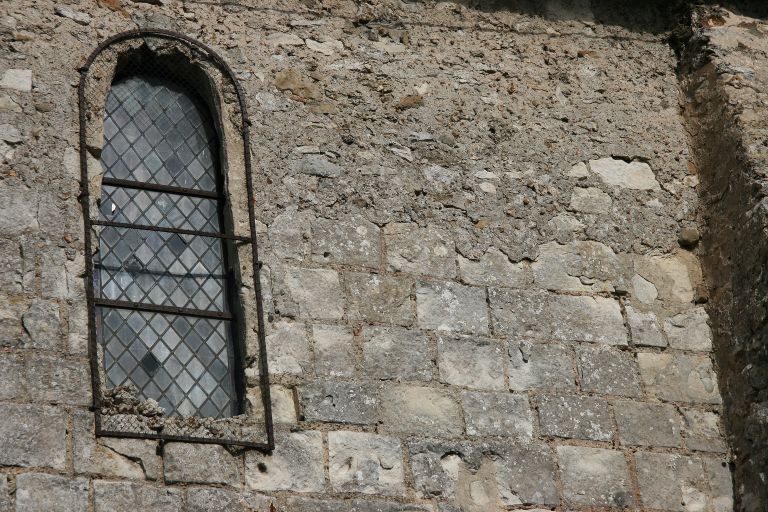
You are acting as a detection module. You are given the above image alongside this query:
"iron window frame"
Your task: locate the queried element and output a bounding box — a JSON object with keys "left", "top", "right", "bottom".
{"left": 78, "top": 29, "right": 274, "bottom": 451}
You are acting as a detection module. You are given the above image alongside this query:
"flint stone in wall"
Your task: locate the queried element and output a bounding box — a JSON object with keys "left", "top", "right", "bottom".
{"left": 186, "top": 488, "right": 274, "bottom": 512}
{"left": 457, "top": 247, "right": 529, "bottom": 288}
{"left": 379, "top": 385, "right": 463, "bottom": 436}
{"left": 490, "top": 289, "right": 627, "bottom": 345}
{"left": 663, "top": 306, "right": 713, "bottom": 352}
{"left": 346, "top": 272, "right": 414, "bottom": 326}
{"left": 532, "top": 241, "right": 622, "bottom": 293}
{"left": 300, "top": 381, "right": 379, "bottom": 425}
{"left": 0, "top": 403, "right": 66, "bottom": 469}
{"left": 437, "top": 336, "right": 504, "bottom": 390}
{"left": 25, "top": 353, "right": 90, "bottom": 405}
{"left": 274, "top": 267, "right": 344, "bottom": 320}
{"left": 0, "top": 69, "right": 32, "bottom": 92}
{"left": 557, "top": 446, "right": 634, "bottom": 507}
{"left": 416, "top": 281, "right": 488, "bottom": 335}
{"left": 704, "top": 457, "right": 734, "bottom": 512}
{"left": 329, "top": 431, "right": 405, "bottom": 495}
{"left": 265, "top": 320, "right": 310, "bottom": 375}
{"left": 577, "top": 345, "right": 642, "bottom": 397}
{"left": 16, "top": 473, "right": 88, "bottom": 512}
{"left": 614, "top": 401, "right": 681, "bottom": 448}
{"left": 538, "top": 393, "right": 614, "bottom": 442}
{"left": 569, "top": 186, "right": 612, "bottom": 214}
{"left": 589, "top": 157, "right": 660, "bottom": 190}
{"left": 21, "top": 299, "right": 60, "bottom": 349}
{"left": 508, "top": 341, "right": 575, "bottom": 391}
{"left": 94, "top": 481, "right": 181, "bottom": 512}
{"left": 164, "top": 442, "right": 240, "bottom": 486}
{"left": 286, "top": 497, "right": 433, "bottom": 512}
{"left": 682, "top": 408, "right": 728, "bottom": 453}
{"left": 638, "top": 353, "right": 721, "bottom": 404}
{"left": 635, "top": 452, "right": 708, "bottom": 511}
{"left": 385, "top": 223, "right": 457, "bottom": 279}
{"left": 625, "top": 306, "right": 666, "bottom": 347}
{"left": 245, "top": 430, "right": 324, "bottom": 492}
{"left": 364, "top": 326, "right": 431, "bottom": 381}
{"left": 73, "top": 411, "right": 159, "bottom": 480}
{"left": 461, "top": 391, "right": 533, "bottom": 438}
{"left": 312, "top": 215, "right": 380, "bottom": 267}
{"left": 313, "top": 324, "right": 356, "bottom": 378}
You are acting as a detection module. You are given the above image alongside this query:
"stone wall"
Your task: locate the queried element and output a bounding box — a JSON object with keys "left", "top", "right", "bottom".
{"left": 0, "top": 0, "right": 742, "bottom": 511}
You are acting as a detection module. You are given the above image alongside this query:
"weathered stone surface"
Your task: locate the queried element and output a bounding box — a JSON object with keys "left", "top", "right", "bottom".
{"left": 663, "top": 307, "right": 713, "bottom": 352}
{"left": 615, "top": 401, "right": 681, "bottom": 448}
{"left": 25, "top": 353, "right": 90, "bottom": 405}
{"left": 626, "top": 306, "right": 666, "bottom": 347}
{"left": 329, "top": 431, "right": 405, "bottom": 495}
{"left": 538, "top": 393, "right": 613, "bottom": 441}
{"left": 268, "top": 206, "right": 311, "bottom": 261}
{"left": 312, "top": 215, "right": 380, "bottom": 267}
{"left": 0, "top": 403, "right": 66, "bottom": 470}
{"left": 508, "top": 341, "right": 575, "bottom": 391}
{"left": 275, "top": 268, "right": 344, "bottom": 320}
{"left": 346, "top": 272, "right": 414, "bottom": 326}
{"left": 248, "top": 384, "right": 298, "bottom": 425}
{"left": 0, "top": 124, "right": 20, "bottom": 144}
{"left": 682, "top": 408, "right": 728, "bottom": 452}
{"left": 638, "top": 353, "right": 721, "bottom": 404}
{"left": 379, "top": 385, "right": 463, "bottom": 435}
{"left": 265, "top": 320, "right": 310, "bottom": 375}
{"left": 0, "top": 353, "right": 25, "bottom": 400}
{"left": 531, "top": 241, "right": 621, "bottom": 293}
{"left": 635, "top": 452, "right": 708, "bottom": 511}
{"left": 0, "top": 184, "right": 38, "bottom": 236}
{"left": 94, "top": 481, "right": 182, "bottom": 512}
{"left": 22, "top": 299, "right": 60, "bottom": 349}
{"left": 438, "top": 336, "right": 504, "bottom": 390}
{"left": 266, "top": 32, "right": 304, "bottom": 46}
{"left": 457, "top": 247, "right": 529, "bottom": 287}
{"left": 631, "top": 274, "right": 659, "bottom": 303}
{"left": 300, "top": 381, "right": 379, "bottom": 424}
{"left": 633, "top": 254, "right": 696, "bottom": 304}
{"left": 0, "top": 239, "right": 21, "bottom": 293}
{"left": 570, "top": 186, "right": 612, "bottom": 213}
{"left": 286, "top": 497, "right": 433, "bottom": 512}
{"left": 589, "top": 157, "right": 660, "bottom": 190}
{"left": 416, "top": 281, "right": 488, "bottom": 334}
{"left": 54, "top": 5, "right": 91, "bottom": 25}
{"left": 0, "top": 474, "right": 8, "bottom": 512}
{"left": 73, "top": 412, "right": 159, "bottom": 480}
{"left": 275, "top": 68, "right": 322, "bottom": 100}
{"left": 245, "top": 430, "right": 324, "bottom": 492}
{"left": 296, "top": 155, "right": 343, "bottom": 177}
{"left": 164, "top": 442, "right": 240, "bottom": 486}
{"left": 461, "top": 391, "right": 532, "bottom": 438}
{"left": 16, "top": 473, "right": 88, "bottom": 512}
{"left": 364, "top": 326, "right": 431, "bottom": 381}
{"left": 313, "top": 324, "right": 356, "bottom": 377}
{"left": 0, "top": 69, "right": 32, "bottom": 92}
{"left": 185, "top": 488, "right": 275, "bottom": 512}
{"left": 704, "top": 457, "right": 734, "bottom": 512}
{"left": 558, "top": 446, "right": 634, "bottom": 507}
{"left": 385, "top": 224, "right": 456, "bottom": 279}
{"left": 577, "top": 345, "right": 642, "bottom": 397}
{"left": 490, "top": 289, "right": 627, "bottom": 345}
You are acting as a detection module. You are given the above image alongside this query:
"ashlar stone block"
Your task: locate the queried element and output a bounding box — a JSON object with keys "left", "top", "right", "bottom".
{"left": 558, "top": 446, "right": 634, "bottom": 507}
{"left": 286, "top": 497, "right": 433, "bottom": 512}
{"left": 164, "top": 442, "right": 240, "bottom": 486}
{"left": 508, "top": 341, "right": 575, "bottom": 391}
{"left": 615, "top": 401, "right": 681, "bottom": 448}
{"left": 577, "top": 345, "right": 642, "bottom": 397}
{"left": 300, "top": 381, "right": 379, "bottom": 425}
{"left": 682, "top": 408, "right": 728, "bottom": 452}
{"left": 457, "top": 247, "right": 529, "bottom": 288}
{"left": 635, "top": 452, "right": 708, "bottom": 511}
{"left": 312, "top": 215, "right": 381, "bottom": 267}
{"left": 385, "top": 223, "right": 456, "bottom": 278}
{"left": 704, "top": 457, "right": 734, "bottom": 512}
{"left": 0, "top": 403, "right": 67, "bottom": 470}
{"left": 329, "top": 431, "right": 405, "bottom": 496}
{"left": 531, "top": 241, "right": 621, "bottom": 293}
{"left": 0, "top": 352, "right": 25, "bottom": 400}
{"left": 626, "top": 305, "right": 666, "bottom": 347}
{"left": 538, "top": 393, "right": 613, "bottom": 441}
{"left": 313, "top": 324, "right": 356, "bottom": 378}
{"left": 25, "top": 353, "right": 91, "bottom": 406}
{"left": 94, "top": 481, "right": 181, "bottom": 512}
{"left": 461, "top": 391, "right": 532, "bottom": 438}
{"left": 379, "top": 384, "right": 463, "bottom": 435}
{"left": 245, "top": 430, "right": 324, "bottom": 492}
{"left": 185, "top": 488, "right": 275, "bottom": 512}
{"left": 416, "top": 281, "right": 488, "bottom": 334}
{"left": 21, "top": 299, "right": 61, "bottom": 349}
{"left": 276, "top": 267, "right": 344, "bottom": 320}
{"left": 364, "top": 326, "right": 431, "bottom": 381}
{"left": 638, "top": 353, "right": 721, "bottom": 404}
{"left": 265, "top": 320, "right": 310, "bottom": 375}
{"left": 346, "top": 272, "right": 414, "bottom": 326}
{"left": 663, "top": 306, "right": 713, "bottom": 352}
{"left": 16, "top": 473, "right": 88, "bottom": 512}
{"left": 438, "top": 336, "right": 504, "bottom": 390}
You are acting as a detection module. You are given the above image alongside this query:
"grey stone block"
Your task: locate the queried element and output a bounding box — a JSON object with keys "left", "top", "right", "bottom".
{"left": 635, "top": 452, "right": 708, "bottom": 511}
{"left": 615, "top": 401, "right": 681, "bottom": 448}
{"left": 663, "top": 307, "right": 713, "bottom": 352}
{"left": 0, "top": 474, "right": 8, "bottom": 512}
{"left": 638, "top": 353, "right": 721, "bottom": 404}
{"left": 461, "top": 391, "right": 532, "bottom": 438}
{"left": 25, "top": 353, "right": 90, "bottom": 405}
{"left": 286, "top": 497, "right": 433, "bottom": 512}
{"left": 274, "top": 267, "right": 344, "bottom": 320}
{"left": 577, "top": 345, "right": 642, "bottom": 397}
{"left": 247, "top": 384, "right": 297, "bottom": 425}
{"left": 185, "top": 488, "right": 275, "bottom": 512}
{"left": 0, "top": 403, "right": 66, "bottom": 470}
{"left": 312, "top": 215, "right": 381, "bottom": 267}
{"left": 329, "top": 431, "right": 405, "bottom": 495}
{"left": 364, "top": 326, "right": 431, "bottom": 381}
{"left": 531, "top": 240, "right": 621, "bottom": 293}
{"left": 265, "top": 320, "right": 310, "bottom": 375}
{"left": 0, "top": 239, "right": 21, "bottom": 293}
{"left": 346, "top": 272, "right": 414, "bottom": 326}
{"left": 245, "top": 430, "right": 324, "bottom": 492}
{"left": 385, "top": 223, "right": 456, "bottom": 279}
{"left": 682, "top": 408, "right": 728, "bottom": 452}
{"left": 16, "top": 473, "right": 88, "bottom": 512}
{"left": 0, "top": 353, "right": 25, "bottom": 400}
{"left": 508, "top": 341, "right": 575, "bottom": 391}
{"left": 457, "top": 247, "right": 529, "bottom": 288}
{"left": 313, "top": 324, "right": 356, "bottom": 378}
{"left": 558, "top": 446, "right": 634, "bottom": 507}
{"left": 538, "top": 393, "right": 613, "bottom": 441}
{"left": 704, "top": 457, "right": 734, "bottom": 512}
{"left": 300, "top": 381, "right": 379, "bottom": 425}
{"left": 489, "top": 289, "right": 627, "bottom": 344}
{"left": 379, "top": 384, "right": 463, "bottom": 436}
{"left": 267, "top": 206, "right": 311, "bottom": 261}
{"left": 416, "top": 281, "right": 488, "bottom": 334}
{"left": 164, "top": 442, "right": 240, "bottom": 486}
{"left": 21, "top": 299, "right": 60, "bottom": 349}
{"left": 626, "top": 305, "right": 666, "bottom": 347}
{"left": 94, "top": 481, "right": 182, "bottom": 512}
{"left": 438, "top": 336, "right": 504, "bottom": 390}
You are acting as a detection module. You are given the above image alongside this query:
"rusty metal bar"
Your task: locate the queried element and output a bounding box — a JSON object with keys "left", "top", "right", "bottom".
{"left": 94, "top": 298, "right": 233, "bottom": 320}
{"left": 101, "top": 177, "right": 219, "bottom": 200}
{"left": 90, "top": 219, "right": 252, "bottom": 242}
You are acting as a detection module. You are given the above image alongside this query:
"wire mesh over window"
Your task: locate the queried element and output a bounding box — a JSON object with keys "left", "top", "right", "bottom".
{"left": 94, "top": 70, "right": 239, "bottom": 419}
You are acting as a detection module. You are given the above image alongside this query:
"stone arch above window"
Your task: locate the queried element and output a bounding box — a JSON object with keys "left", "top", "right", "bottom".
{"left": 79, "top": 31, "right": 273, "bottom": 450}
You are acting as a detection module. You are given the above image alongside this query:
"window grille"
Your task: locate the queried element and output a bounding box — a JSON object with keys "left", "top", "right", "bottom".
{"left": 79, "top": 30, "right": 273, "bottom": 450}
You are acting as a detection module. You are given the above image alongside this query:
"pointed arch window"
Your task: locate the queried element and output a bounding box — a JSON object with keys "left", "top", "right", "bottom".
{"left": 79, "top": 31, "right": 272, "bottom": 449}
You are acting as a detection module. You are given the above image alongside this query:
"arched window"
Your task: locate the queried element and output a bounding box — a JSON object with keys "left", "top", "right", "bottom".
{"left": 79, "top": 31, "right": 272, "bottom": 449}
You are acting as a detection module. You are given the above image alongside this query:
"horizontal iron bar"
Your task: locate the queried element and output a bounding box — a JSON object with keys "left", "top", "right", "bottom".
{"left": 101, "top": 177, "right": 219, "bottom": 199}
{"left": 94, "top": 298, "right": 232, "bottom": 320}
{"left": 91, "top": 219, "right": 251, "bottom": 242}
{"left": 96, "top": 427, "right": 270, "bottom": 451}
